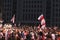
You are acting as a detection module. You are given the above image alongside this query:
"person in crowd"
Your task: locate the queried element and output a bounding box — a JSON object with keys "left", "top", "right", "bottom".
{"left": 10, "top": 30, "right": 15, "bottom": 40}
{"left": 51, "top": 32, "right": 56, "bottom": 40}
{"left": 0, "top": 31, "right": 3, "bottom": 40}
{"left": 57, "top": 35, "right": 60, "bottom": 40}
{"left": 46, "top": 32, "right": 52, "bottom": 40}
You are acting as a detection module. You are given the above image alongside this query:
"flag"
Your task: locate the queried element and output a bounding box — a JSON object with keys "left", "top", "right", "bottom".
{"left": 38, "top": 14, "right": 44, "bottom": 21}
{"left": 38, "top": 14, "right": 46, "bottom": 29}
{"left": 11, "top": 15, "right": 15, "bottom": 23}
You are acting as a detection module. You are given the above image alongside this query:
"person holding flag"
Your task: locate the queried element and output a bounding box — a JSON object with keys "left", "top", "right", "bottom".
{"left": 11, "top": 15, "right": 15, "bottom": 24}
{"left": 11, "top": 15, "right": 16, "bottom": 26}
{"left": 38, "top": 14, "right": 46, "bottom": 29}
{"left": 37, "top": 14, "right": 47, "bottom": 40}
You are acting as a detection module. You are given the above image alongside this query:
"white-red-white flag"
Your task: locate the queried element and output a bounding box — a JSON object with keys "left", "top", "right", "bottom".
{"left": 11, "top": 15, "right": 15, "bottom": 23}
{"left": 38, "top": 14, "right": 46, "bottom": 29}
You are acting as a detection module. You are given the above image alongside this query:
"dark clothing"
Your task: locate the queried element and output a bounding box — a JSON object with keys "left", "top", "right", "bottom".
{"left": 9, "top": 32, "right": 15, "bottom": 40}
{"left": 17, "top": 32, "right": 21, "bottom": 40}
{"left": 38, "top": 32, "right": 43, "bottom": 36}
{"left": 26, "top": 34, "right": 32, "bottom": 40}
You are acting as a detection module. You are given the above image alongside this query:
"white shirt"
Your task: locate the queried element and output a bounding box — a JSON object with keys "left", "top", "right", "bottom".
{"left": 51, "top": 33, "right": 55, "bottom": 40}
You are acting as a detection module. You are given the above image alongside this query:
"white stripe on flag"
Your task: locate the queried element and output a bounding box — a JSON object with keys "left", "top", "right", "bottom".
{"left": 11, "top": 15, "right": 15, "bottom": 23}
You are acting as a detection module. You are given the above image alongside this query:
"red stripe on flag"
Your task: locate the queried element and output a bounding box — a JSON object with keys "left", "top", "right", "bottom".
{"left": 40, "top": 16, "right": 44, "bottom": 21}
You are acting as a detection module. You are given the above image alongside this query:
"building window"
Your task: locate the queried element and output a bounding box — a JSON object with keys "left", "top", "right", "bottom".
{"left": 37, "top": 1, "right": 39, "bottom": 3}
{"left": 29, "top": 9, "right": 30, "bottom": 12}
{"left": 23, "top": 9, "right": 25, "bottom": 12}
{"left": 34, "top": 9, "right": 36, "bottom": 12}
{"left": 23, "top": 1, "right": 25, "bottom": 3}
{"left": 32, "top": 1, "right": 33, "bottom": 3}
{"left": 37, "top": 9, "right": 39, "bottom": 12}
{"left": 40, "top": 5, "right": 42, "bottom": 8}
{"left": 32, "top": 5, "right": 33, "bottom": 8}
{"left": 40, "top": 1, "right": 42, "bottom": 3}
{"left": 40, "top": 9, "right": 42, "bottom": 12}
{"left": 26, "top": 1, "right": 28, "bottom": 3}
{"left": 56, "top": 4, "right": 58, "bottom": 6}
{"left": 26, "top": 5, "right": 28, "bottom": 8}
{"left": 29, "top": 5, "right": 31, "bottom": 8}
{"left": 34, "top": 1, "right": 36, "bottom": 3}
{"left": 34, "top": 5, "right": 36, "bottom": 8}
{"left": 56, "top": 0, "right": 58, "bottom": 2}
{"left": 37, "top": 5, "right": 39, "bottom": 8}
{"left": 56, "top": 8, "right": 58, "bottom": 12}
{"left": 31, "top": 9, "right": 33, "bottom": 12}
{"left": 53, "top": 4, "right": 55, "bottom": 7}
{"left": 23, "top": 5, "right": 25, "bottom": 8}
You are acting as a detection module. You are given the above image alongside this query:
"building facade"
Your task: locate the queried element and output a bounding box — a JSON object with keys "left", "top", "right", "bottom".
{"left": 50, "top": 0, "right": 60, "bottom": 27}
{"left": 0, "top": 0, "right": 2, "bottom": 19}
{"left": 16, "top": 0, "right": 46, "bottom": 25}
{"left": 2, "top": 0, "right": 60, "bottom": 27}
{"left": 2, "top": 0, "right": 17, "bottom": 23}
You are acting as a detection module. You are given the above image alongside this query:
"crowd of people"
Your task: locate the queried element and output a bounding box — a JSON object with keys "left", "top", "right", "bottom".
{"left": 0, "top": 23, "right": 60, "bottom": 40}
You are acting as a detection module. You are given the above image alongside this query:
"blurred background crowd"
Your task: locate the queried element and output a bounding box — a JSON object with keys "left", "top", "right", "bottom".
{"left": 0, "top": 24, "right": 60, "bottom": 40}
